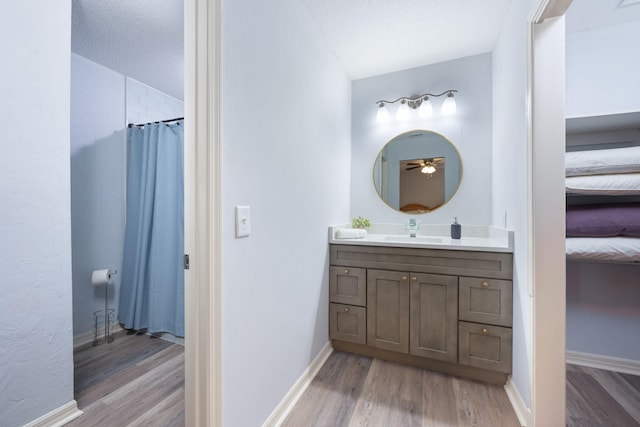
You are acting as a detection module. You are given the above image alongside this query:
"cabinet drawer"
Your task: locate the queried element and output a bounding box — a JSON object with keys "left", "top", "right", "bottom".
{"left": 329, "top": 303, "right": 366, "bottom": 344}
{"left": 330, "top": 266, "right": 366, "bottom": 306}
{"left": 459, "top": 277, "right": 512, "bottom": 327}
{"left": 458, "top": 321, "right": 512, "bottom": 374}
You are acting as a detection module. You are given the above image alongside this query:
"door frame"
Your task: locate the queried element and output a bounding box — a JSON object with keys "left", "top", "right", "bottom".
{"left": 527, "top": 0, "right": 572, "bottom": 425}
{"left": 183, "top": 0, "right": 574, "bottom": 425}
{"left": 184, "top": 0, "right": 223, "bottom": 425}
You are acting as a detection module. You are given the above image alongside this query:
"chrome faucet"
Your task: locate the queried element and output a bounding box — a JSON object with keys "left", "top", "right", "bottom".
{"left": 406, "top": 218, "right": 419, "bottom": 238}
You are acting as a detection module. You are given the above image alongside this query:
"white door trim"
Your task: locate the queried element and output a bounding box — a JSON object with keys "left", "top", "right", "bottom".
{"left": 184, "top": 0, "right": 223, "bottom": 425}
{"left": 527, "top": 1, "right": 572, "bottom": 425}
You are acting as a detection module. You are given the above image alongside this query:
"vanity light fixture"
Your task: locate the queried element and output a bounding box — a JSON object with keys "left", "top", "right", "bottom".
{"left": 375, "top": 90, "right": 458, "bottom": 123}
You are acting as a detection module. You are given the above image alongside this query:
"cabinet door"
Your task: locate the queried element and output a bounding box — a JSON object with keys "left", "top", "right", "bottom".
{"left": 329, "top": 266, "right": 366, "bottom": 306}
{"left": 409, "top": 273, "right": 458, "bottom": 362}
{"left": 367, "top": 269, "right": 409, "bottom": 353}
{"left": 459, "top": 277, "right": 512, "bottom": 327}
{"left": 329, "top": 303, "right": 366, "bottom": 344}
{"left": 458, "top": 321, "right": 512, "bottom": 373}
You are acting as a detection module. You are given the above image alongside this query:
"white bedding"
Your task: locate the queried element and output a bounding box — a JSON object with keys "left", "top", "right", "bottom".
{"left": 565, "top": 173, "right": 640, "bottom": 195}
{"left": 566, "top": 237, "right": 640, "bottom": 263}
{"left": 566, "top": 146, "right": 640, "bottom": 177}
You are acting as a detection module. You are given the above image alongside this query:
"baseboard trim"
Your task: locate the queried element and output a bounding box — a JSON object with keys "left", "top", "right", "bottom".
{"left": 262, "top": 342, "right": 333, "bottom": 427}
{"left": 149, "top": 332, "right": 185, "bottom": 346}
{"left": 567, "top": 350, "right": 640, "bottom": 376}
{"left": 73, "top": 324, "right": 124, "bottom": 349}
{"left": 24, "top": 400, "right": 82, "bottom": 427}
{"left": 504, "top": 377, "right": 530, "bottom": 427}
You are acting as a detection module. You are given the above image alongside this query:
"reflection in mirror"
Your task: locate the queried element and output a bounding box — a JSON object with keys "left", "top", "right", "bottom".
{"left": 373, "top": 130, "right": 462, "bottom": 214}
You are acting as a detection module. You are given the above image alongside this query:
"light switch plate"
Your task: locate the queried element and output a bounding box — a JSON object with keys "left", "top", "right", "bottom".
{"left": 235, "top": 206, "right": 251, "bottom": 238}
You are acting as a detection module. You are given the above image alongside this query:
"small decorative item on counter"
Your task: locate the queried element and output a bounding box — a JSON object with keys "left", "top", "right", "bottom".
{"left": 351, "top": 216, "right": 371, "bottom": 229}
{"left": 451, "top": 217, "right": 461, "bottom": 239}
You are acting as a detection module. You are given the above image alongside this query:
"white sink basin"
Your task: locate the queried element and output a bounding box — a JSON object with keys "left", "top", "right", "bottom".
{"left": 383, "top": 236, "right": 443, "bottom": 244}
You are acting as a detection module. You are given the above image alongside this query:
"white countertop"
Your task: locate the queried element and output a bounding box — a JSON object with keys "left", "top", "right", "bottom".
{"left": 329, "top": 223, "right": 514, "bottom": 253}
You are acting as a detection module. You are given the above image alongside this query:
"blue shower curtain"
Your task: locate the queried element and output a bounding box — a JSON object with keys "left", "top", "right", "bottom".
{"left": 119, "top": 121, "right": 184, "bottom": 337}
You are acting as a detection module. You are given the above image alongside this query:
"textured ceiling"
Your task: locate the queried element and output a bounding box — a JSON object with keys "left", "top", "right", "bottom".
{"left": 300, "top": 0, "right": 512, "bottom": 80}
{"left": 566, "top": 0, "right": 640, "bottom": 34}
{"left": 72, "top": 0, "right": 184, "bottom": 100}
{"left": 71, "top": 0, "right": 640, "bottom": 101}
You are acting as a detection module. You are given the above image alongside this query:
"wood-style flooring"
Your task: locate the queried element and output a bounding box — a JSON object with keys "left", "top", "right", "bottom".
{"left": 566, "top": 363, "right": 640, "bottom": 427}
{"left": 66, "top": 331, "right": 184, "bottom": 426}
{"left": 66, "top": 334, "right": 640, "bottom": 426}
{"left": 282, "top": 351, "right": 521, "bottom": 427}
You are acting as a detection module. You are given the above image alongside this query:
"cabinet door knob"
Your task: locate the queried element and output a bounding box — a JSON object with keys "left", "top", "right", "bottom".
{"left": 482, "top": 328, "right": 489, "bottom": 334}
{"left": 344, "top": 307, "right": 349, "bottom": 313}
{"left": 411, "top": 276, "right": 417, "bottom": 282}
{"left": 344, "top": 269, "right": 349, "bottom": 274}
{"left": 401, "top": 276, "right": 408, "bottom": 281}
{"left": 482, "top": 281, "right": 490, "bottom": 288}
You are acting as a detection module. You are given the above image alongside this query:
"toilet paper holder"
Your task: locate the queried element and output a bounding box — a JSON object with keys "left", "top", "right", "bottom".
{"left": 93, "top": 269, "right": 118, "bottom": 346}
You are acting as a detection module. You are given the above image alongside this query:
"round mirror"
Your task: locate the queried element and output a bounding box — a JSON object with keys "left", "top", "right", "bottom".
{"left": 373, "top": 130, "right": 462, "bottom": 214}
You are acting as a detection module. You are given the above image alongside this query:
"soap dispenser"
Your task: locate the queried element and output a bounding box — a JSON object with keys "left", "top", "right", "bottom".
{"left": 451, "top": 217, "right": 461, "bottom": 240}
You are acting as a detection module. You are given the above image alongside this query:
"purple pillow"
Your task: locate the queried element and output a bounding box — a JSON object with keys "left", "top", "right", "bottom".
{"left": 566, "top": 203, "right": 640, "bottom": 237}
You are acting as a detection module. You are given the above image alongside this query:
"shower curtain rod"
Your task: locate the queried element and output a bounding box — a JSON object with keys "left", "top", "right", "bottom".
{"left": 127, "top": 116, "right": 184, "bottom": 128}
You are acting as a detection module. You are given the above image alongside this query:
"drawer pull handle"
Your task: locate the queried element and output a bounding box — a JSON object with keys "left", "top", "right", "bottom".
{"left": 344, "top": 307, "right": 349, "bottom": 313}
{"left": 482, "top": 281, "right": 490, "bottom": 288}
{"left": 401, "top": 276, "right": 408, "bottom": 281}
{"left": 344, "top": 269, "right": 349, "bottom": 274}
{"left": 482, "top": 328, "right": 489, "bottom": 334}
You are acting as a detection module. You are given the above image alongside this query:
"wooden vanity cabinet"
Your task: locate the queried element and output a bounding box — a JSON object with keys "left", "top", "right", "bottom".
{"left": 329, "top": 244, "right": 514, "bottom": 385}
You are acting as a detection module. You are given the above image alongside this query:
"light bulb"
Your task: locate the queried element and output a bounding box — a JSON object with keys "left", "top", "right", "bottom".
{"left": 421, "top": 164, "right": 436, "bottom": 174}
{"left": 397, "top": 100, "right": 410, "bottom": 120}
{"left": 419, "top": 97, "right": 433, "bottom": 118}
{"left": 441, "top": 92, "right": 457, "bottom": 116}
{"left": 376, "top": 103, "right": 389, "bottom": 123}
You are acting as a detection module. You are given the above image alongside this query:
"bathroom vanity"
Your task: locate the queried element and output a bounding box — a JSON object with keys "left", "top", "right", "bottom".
{"left": 328, "top": 226, "right": 514, "bottom": 385}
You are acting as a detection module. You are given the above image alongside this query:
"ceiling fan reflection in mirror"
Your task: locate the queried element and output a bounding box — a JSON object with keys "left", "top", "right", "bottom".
{"left": 403, "top": 157, "right": 445, "bottom": 175}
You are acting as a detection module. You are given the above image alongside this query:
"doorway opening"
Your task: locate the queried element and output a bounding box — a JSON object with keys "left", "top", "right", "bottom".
{"left": 69, "top": 0, "right": 187, "bottom": 423}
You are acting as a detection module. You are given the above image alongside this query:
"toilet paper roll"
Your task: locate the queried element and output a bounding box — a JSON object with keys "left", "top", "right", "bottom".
{"left": 91, "top": 269, "right": 114, "bottom": 286}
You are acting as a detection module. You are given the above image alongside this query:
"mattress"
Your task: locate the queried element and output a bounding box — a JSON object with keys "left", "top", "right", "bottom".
{"left": 566, "top": 237, "right": 640, "bottom": 263}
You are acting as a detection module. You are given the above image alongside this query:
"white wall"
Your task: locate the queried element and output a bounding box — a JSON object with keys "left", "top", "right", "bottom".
{"left": 492, "top": 0, "right": 537, "bottom": 408}
{"left": 126, "top": 78, "right": 184, "bottom": 125}
{"left": 566, "top": 262, "right": 640, "bottom": 359}
{"left": 0, "top": 3, "right": 74, "bottom": 426}
{"left": 566, "top": 20, "right": 640, "bottom": 118}
{"left": 70, "top": 54, "right": 184, "bottom": 339}
{"left": 71, "top": 54, "right": 126, "bottom": 338}
{"left": 221, "top": 0, "right": 351, "bottom": 425}
{"left": 351, "top": 53, "right": 493, "bottom": 225}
